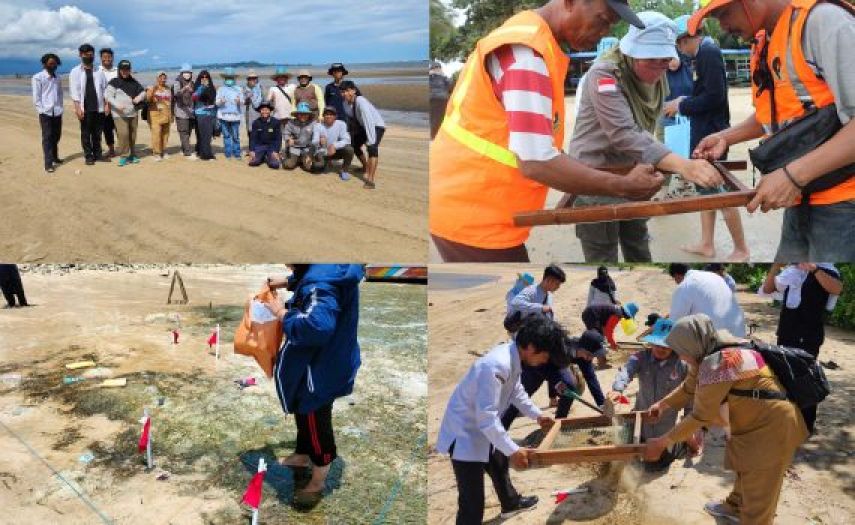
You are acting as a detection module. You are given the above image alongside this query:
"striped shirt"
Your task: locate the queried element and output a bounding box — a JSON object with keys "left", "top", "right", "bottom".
{"left": 486, "top": 44, "right": 559, "bottom": 162}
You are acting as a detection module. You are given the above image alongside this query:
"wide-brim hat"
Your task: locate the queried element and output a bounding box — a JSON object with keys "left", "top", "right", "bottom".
{"left": 619, "top": 11, "right": 679, "bottom": 60}
{"left": 641, "top": 318, "right": 674, "bottom": 347}
{"left": 220, "top": 67, "right": 239, "bottom": 79}
{"left": 292, "top": 101, "right": 314, "bottom": 116}
{"left": 179, "top": 63, "right": 192, "bottom": 73}
{"left": 271, "top": 66, "right": 291, "bottom": 79}
{"left": 688, "top": 0, "right": 734, "bottom": 36}
{"left": 246, "top": 69, "right": 259, "bottom": 79}
{"left": 296, "top": 68, "right": 312, "bottom": 80}
{"left": 257, "top": 102, "right": 273, "bottom": 111}
{"left": 517, "top": 272, "right": 535, "bottom": 285}
{"left": 328, "top": 62, "right": 348, "bottom": 75}
{"left": 622, "top": 302, "right": 639, "bottom": 319}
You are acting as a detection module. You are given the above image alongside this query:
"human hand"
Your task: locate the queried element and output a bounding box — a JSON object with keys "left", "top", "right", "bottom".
{"left": 746, "top": 167, "right": 801, "bottom": 213}
{"left": 693, "top": 133, "right": 728, "bottom": 161}
{"left": 327, "top": 145, "right": 335, "bottom": 156}
{"left": 663, "top": 97, "right": 683, "bottom": 118}
{"left": 542, "top": 304, "right": 552, "bottom": 313}
{"left": 681, "top": 159, "right": 723, "bottom": 188}
{"left": 642, "top": 436, "right": 668, "bottom": 461}
{"left": 509, "top": 448, "right": 532, "bottom": 470}
{"left": 75, "top": 107, "right": 84, "bottom": 121}
{"left": 619, "top": 164, "right": 665, "bottom": 200}
{"left": 647, "top": 401, "right": 666, "bottom": 423}
{"left": 265, "top": 276, "right": 289, "bottom": 290}
{"left": 537, "top": 415, "right": 554, "bottom": 430}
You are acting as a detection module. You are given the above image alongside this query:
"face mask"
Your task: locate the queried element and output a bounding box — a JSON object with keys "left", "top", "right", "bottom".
{"left": 225, "top": 79, "right": 235, "bottom": 87}
{"left": 45, "top": 65, "right": 57, "bottom": 74}
{"left": 82, "top": 56, "right": 94, "bottom": 65}
{"left": 182, "top": 72, "right": 191, "bottom": 80}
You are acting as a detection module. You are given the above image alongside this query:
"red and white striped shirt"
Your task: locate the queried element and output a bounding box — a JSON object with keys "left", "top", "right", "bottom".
{"left": 486, "top": 44, "right": 560, "bottom": 162}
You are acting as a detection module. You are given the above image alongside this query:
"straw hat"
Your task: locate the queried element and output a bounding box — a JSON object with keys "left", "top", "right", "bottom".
{"left": 296, "top": 69, "right": 312, "bottom": 81}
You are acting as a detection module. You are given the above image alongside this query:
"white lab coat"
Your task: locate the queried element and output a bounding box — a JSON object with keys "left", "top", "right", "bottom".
{"left": 436, "top": 342, "right": 541, "bottom": 462}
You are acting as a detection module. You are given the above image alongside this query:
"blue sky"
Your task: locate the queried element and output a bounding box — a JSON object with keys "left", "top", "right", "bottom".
{"left": 0, "top": 0, "right": 427, "bottom": 73}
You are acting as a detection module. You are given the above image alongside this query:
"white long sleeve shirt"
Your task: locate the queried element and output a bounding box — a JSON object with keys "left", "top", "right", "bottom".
{"left": 436, "top": 342, "right": 541, "bottom": 462}
{"left": 32, "top": 70, "right": 63, "bottom": 116}
{"left": 670, "top": 270, "right": 746, "bottom": 337}
{"left": 319, "top": 120, "right": 351, "bottom": 149}
{"left": 353, "top": 96, "right": 385, "bottom": 145}
{"left": 68, "top": 64, "right": 107, "bottom": 112}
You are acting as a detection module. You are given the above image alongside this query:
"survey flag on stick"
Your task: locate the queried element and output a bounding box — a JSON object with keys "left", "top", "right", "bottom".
{"left": 242, "top": 458, "right": 267, "bottom": 524}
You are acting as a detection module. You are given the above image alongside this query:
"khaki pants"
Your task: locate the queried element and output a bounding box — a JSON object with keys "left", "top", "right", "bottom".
{"left": 149, "top": 118, "right": 170, "bottom": 156}
{"left": 114, "top": 115, "right": 138, "bottom": 158}
{"left": 724, "top": 463, "right": 788, "bottom": 525}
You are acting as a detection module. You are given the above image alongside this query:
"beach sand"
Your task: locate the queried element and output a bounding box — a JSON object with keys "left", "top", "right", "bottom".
{"left": 429, "top": 88, "right": 784, "bottom": 262}
{"left": 0, "top": 265, "right": 427, "bottom": 524}
{"left": 0, "top": 94, "right": 427, "bottom": 263}
{"left": 427, "top": 264, "right": 854, "bottom": 524}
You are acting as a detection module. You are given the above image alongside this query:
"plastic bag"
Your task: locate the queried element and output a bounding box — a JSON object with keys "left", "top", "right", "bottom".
{"left": 664, "top": 115, "right": 691, "bottom": 159}
{"left": 234, "top": 286, "right": 283, "bottom": 378}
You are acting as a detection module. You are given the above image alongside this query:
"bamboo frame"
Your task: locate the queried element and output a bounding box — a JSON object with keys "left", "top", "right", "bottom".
{"left": 529, "top": 412, "right": 646, "bottom": 468}
{"left": 514, "top": 161, "right": 755, "bottom": 227}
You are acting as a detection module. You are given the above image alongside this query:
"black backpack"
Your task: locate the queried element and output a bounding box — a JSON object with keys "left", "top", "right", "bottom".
{"left": 719, "top": 341, "right": 830, "bottom": 409}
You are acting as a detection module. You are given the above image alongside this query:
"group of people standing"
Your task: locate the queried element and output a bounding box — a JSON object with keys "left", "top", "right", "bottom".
{"left": 32, "top": 46, "right": 386, "bottom": 189}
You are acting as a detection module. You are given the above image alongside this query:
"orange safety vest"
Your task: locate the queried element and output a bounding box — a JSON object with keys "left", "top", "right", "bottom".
{"left": 751, "top": 0, "right": 855, "bottom": 205}
{"left": 429, "top": 11, "right": 569, "bottom": 249}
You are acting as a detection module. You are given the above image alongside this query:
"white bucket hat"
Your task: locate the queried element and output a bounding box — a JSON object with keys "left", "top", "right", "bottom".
{"left": 619, "top": 11, "right": 679, "bottom": 60}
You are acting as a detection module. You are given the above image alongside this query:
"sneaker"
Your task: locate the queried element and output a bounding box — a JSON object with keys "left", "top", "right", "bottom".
{"left": 152, "top": 156, "right": 162, "bottom": 162}
{"left": 53, "top": 158, "right": 64, "bottom": 165}
{"left": 500, "top": 495, "right": 538, "bottom": 519}
{"left": 162, "top": 153, "right": 170, "bottom": 160}
{"left": 703, "top": 501, "right": 740, "bottom": 523}
{"left": 186, "top": 154, "right": 198, "bottom": 161}
{"left": 45, "top": 166, "right": 55, "bottom": 173}
{"left": 118, "top": 157, "right": 128, "bottom": 167}
{"left": 85, "top": 159, "right": 95, "bottom": 166}
{"left": 339, "top": 171, "right": 351, "bottom": 181}
{"left": 130, "top": 156, "right": 141, "bottom": 164}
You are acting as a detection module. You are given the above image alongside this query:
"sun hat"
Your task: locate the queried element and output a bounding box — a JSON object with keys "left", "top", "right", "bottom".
{"left": 292, "top": 101, "right": 314, "bottom": 116}
{"left": 246, "top": 69, "right": 259, "bottom": 79}
{"left": 327, "top": 62, "right": 348, "bottom": 75}
{"left": 642, "top": 318, "right": 675, "bottom": 347}
{"left": 179, "top": 63, "right": 192, "bottom": 73}
{"left": 619, "top": 11, "right": 679, "bottom": 60}
{"left": 673, "top": 14, "right": 691, "bottom": 39}
{"left": 220, "top": 66, "right": 239, "bottom": 79}
{"left": 518, "top": 272, "right": 535, "bottom": 285}
{"left": 296, "top": 69, "right": 312, "bottom": 80}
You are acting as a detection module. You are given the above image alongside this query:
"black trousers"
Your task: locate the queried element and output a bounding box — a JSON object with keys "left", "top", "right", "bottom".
{"left": 451, "top": 445, "right": 519, "bottom": 524}
{"left": 0, "top": 264, "right": 27, "bottom": 307}
{"left": 101, "top": 113, "right": 115, "bottom": 147}
{"left": 195, "top": 114, "right": 215, "bottom": 160}
{"left": 38, "top": 114, "right": 62, "bottom": 170}
{"left": 79, "top": 111, "right": 102, "bottom": 161}
{"left": 501, "top": 363, "right": 564, "bottom": 429}
{"left": 294, "top": 403, "right": 337, "bottom": 466}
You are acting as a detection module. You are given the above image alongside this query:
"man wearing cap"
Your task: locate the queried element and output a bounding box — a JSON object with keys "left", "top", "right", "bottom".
{"left": 243, "top": 70, "right": 264, "bottom": 151}
{"left": 248, "top": 103, "right": 281, "bottom": 170}
{"left": 437, "top": 315, "right": 563, "bottom": 522}
{"left": 292, "top": 69, "right": 325, "bottom": 117}
{"left": 268, "top": 66, "right": 294, "bottom": 133}
{"left": 691, "top": 0, "right": 855, "bottom": 261}
{"left": 665, "top": 14, "right": 750, "bottom": 263}
{"left": 609, "top": 318, "right": 698, "bottom": 471}
{"left": 216, "top": 67, "right": 244, "bottom": 159}
{"left": 324, "top": 63, "right": 358, "bottom": 123}
{"left": 505, "top": 272, "right": 536, "bottom": 311}
{"left": 430, "top": 0, "right": 669, "bottom": 262}
{"left": 69, "top": 43, "right": 108, "bottom": 165}
{"left": 173, "top": 64, "right": 196, "bottom": 159}
{"left": 668, "top": 263, "right": 746, "bottom": 337}
{"left": 282, "top": 102, "right": 324, "bottom": 172}
{"left": 318, "top": 107, "right": 354, "bottom": 181}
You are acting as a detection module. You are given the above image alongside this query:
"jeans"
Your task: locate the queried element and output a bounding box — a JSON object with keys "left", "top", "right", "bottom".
{"left": 220, "top": 119, "right": 241, "bottom": 158}
{"left": 775, "top": 200, "right": 855, "bottom": 261}
{"left": 249, "top": 145, "right": 280, "bottom": 169}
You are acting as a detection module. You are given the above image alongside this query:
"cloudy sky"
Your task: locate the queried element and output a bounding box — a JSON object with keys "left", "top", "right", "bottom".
{"left": 0, "top": 0, "right": 427, "bottom": 73}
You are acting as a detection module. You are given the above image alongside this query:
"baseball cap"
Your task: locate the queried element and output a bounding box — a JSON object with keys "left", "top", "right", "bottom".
{"left": 575, "top": 330, "right": 608, "bottom": 358}
{"left": 619, "top": 11, "right": 679, "bottom": 60}
{"left": 607, "top": 0, "right": 645, "bottom": 29}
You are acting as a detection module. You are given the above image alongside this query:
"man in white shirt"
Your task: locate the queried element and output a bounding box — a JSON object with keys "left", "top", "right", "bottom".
{"left": 668, "top": 263, "right": 746, "bottom": 337}
{"left": 267, "top": 67, "right": 294, "bottom": 134}
{"left": 98, "top": 48, "right": 118, "bottom": 157}
{"left": 69, "top": 43, "right": 108, "bottom": 165}
{"left": 318, "top": 107, "right": 354, "bottom": 181}
{"left": 437, "top": 316, "right": 567, "bottom": 523}
{"left": 31, "top": 53, "right": 63, "bottom": 173}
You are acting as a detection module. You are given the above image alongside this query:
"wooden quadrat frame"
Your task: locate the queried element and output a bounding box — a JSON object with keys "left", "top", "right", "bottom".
{"left": 529, "top": 412, "right": 646, "bottom": 468}
{"left": 514, "top": 161, "right": 756, "bottom": 227}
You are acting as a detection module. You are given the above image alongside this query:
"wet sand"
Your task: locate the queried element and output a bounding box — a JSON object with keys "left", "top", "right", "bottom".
{"left": 0, "top": 266, "right": 427, "bottom": 524}
{"left": 427, "top": 264, "right": 854, "bottom": 524}
{"left": 429, "top": 88, "right": 784, "bottom": 262}
{"left": 0, "top": 94, "right": 427, "bottom": 263}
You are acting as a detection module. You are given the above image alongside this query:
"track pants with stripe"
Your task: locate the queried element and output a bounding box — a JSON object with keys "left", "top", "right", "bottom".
{"left": 294, "top": 403, "right": 337, "bottom": 467}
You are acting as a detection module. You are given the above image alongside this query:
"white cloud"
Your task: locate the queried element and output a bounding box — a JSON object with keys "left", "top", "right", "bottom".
{"left": 126, "top": 48, "right": 148, "bottom": 57}
{"left": 0, "top": 2, "right": 116, "bottom": 59}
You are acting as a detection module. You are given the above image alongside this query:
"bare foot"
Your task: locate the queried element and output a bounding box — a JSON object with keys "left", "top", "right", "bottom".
{"left": 301, "top": 463, "right": 330, "bottom": 493}
{"left": 278, "top": 454, "right": 310, "bottom": 468}
{"left": 724, "top": 249, "right": 750, "bottom": 262}
{"left": 680, "top": 243, "right": 715, "bottom": 258}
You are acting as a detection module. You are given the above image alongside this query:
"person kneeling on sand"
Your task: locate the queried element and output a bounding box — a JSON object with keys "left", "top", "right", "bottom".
{"left": 248, "top": 103, "right": 281, "bottom": 169}
{"left": 608, "top": 318, "right": 701, "bottom": 472}
{"left": 643, "top": 314, "right": 809, "bottom": 524}
{"left": 282, "top": 102, "right": 324, "bottom": 172}
{"left": 437, "top": 315, "right": 565, "bottom": 523}
{"left": 318, "top": 107, "right": 354, "bottom": 181}
{"left": 263, "top": 264, "right": 364, "bottom": 510}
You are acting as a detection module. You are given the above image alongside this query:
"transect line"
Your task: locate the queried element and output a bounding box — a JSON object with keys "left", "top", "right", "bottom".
{"left": 0, "top": 417, "right": 114, "bottom": 525}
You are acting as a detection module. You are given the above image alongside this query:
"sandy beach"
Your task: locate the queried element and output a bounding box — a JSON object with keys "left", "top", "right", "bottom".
{"left": 429, "top": 88, "right": 784, "bottom": 262}
{"left": 0, "top": 265, "right": 427, "bottom": 524}
{"left": 0, "top": 93, "right": 427, "bottom": 263}
{"left": 427, "top": 264, "right": 854, "bottom": 524}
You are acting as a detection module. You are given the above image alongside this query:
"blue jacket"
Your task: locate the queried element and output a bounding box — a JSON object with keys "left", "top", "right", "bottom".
{"left": 678, "top": 38, "right": 731, "bottom": 151}
{"left": 276, "top": 264, "right": 363, "bottom": 414}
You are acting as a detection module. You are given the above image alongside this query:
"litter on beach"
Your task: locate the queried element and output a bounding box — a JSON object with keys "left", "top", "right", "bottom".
{"left": 98, "top": 378, "right": 127, "bottom": 388}
{"left": 65, "top": 361, "right": 97, "bottom": 370}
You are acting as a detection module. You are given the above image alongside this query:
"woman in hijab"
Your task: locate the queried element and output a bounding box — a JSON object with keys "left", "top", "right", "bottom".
{"left": 587, "top": 266, "right": 618, "bottom": 306}
{"left": 146, "top": 71, "right": 173, "bottom": 161}
{"left": 567, "top": 11, "right": 723, "bottom": 263}
{"left": 104, "top": 60, "right": 145, "bottom": 167}
{"left": 643, "top": 314, "right": 808, "bottom": 524}
{"left": 192, "top": 69, "right": 217, "bottom": 161}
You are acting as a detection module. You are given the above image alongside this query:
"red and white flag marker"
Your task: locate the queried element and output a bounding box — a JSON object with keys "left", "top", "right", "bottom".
{"left": 207, "top": 324, "right": 220, "bottom": 360}
{"left": 242, "top": 457, "right": 267, "bottom": 525}
{"left": 138, "top": 409, "right": 153, "bottom": 469}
